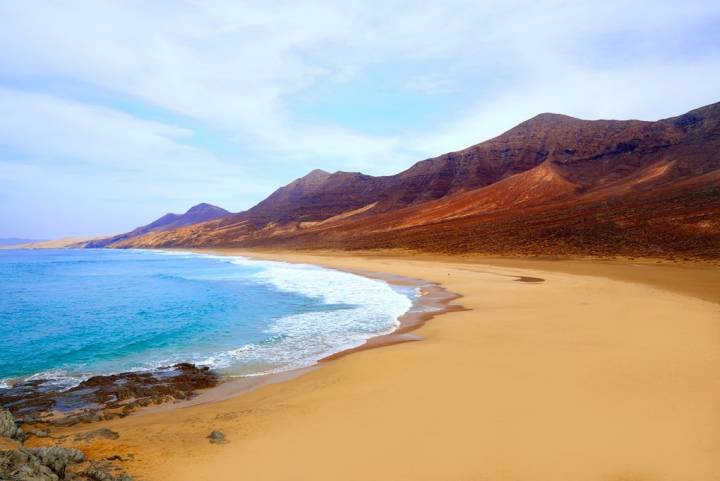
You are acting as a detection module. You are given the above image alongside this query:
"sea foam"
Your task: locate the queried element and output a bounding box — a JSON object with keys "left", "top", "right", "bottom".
{"left": 140, "top": 252, "right": 414, "bottom": 374}
{"left": 210, "top": 256, "right": 414, "bottom": 375}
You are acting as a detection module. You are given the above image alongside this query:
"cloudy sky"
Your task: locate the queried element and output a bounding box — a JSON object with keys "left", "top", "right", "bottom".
{"left": 1, "top": 0, "right": 719, "bottom": 238}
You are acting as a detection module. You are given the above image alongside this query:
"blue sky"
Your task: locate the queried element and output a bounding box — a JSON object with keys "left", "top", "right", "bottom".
{"left": 1, "top": 0, "right": 719, "bottom": 238}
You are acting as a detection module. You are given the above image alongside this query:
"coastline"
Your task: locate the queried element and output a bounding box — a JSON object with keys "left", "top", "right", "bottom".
{"left": 2, "top": 249, "right": 454, "bottom": 418}
{"left": 22, "top": 251, "right": 720, "bottom": 481}
{"left": 206, "top": 250, "right": 465, "bottom": 361}
{"left": 140, "top": 251, "right": 462, "bottom": 410}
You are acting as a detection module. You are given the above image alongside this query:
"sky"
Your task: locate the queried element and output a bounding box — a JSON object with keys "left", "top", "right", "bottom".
{"left": 1, "top": 0, "right": 719, "bottom": 239}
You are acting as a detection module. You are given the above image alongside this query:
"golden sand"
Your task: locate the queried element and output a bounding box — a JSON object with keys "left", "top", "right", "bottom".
{"left": 44, "top": 251, "right": 720, "bottom": 481}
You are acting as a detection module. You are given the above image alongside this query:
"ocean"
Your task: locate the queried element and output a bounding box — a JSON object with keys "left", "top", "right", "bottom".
{"left": 0, "top": 249, "right": 414, "bottom": 389}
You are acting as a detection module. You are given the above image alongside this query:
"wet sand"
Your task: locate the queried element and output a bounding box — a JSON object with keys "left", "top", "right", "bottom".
{"left": 33, "top": 251, "right": 720, "bottom": 481}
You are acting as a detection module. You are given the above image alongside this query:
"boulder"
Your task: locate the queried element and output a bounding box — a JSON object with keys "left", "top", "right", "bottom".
{"left": 0, "top": 407, "right": 23, "bottom": 440}
{"left": 1, "top": 364, "right": 218, "bottom": 425}
{"left": 207, "top": 430, "right": 227, "bottom": 444}
{"left": 0, "top": 446, "right": 83, "bottom": 480}
{"left": 0, "top": 447, "right": 133, "bottom": 481}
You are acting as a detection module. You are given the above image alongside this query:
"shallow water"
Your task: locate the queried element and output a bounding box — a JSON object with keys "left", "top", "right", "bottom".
{"left": 0, "top": 249, "right": 413, "bottom": 388}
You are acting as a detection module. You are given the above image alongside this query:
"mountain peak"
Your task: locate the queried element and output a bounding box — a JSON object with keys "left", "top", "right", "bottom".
{"left": 185, "top": 203, "right": 229, "bottom": 215}
{"left": 284, "top": 169, "right": 332, "bottom": 190}
{"left": 86, "top": 202, "right": 230, "bottom": 247}
{"left": 300, "top": 169, "right": 332, "bottom": 182}
{"left": 521, "top": 112, "right": 582, "bottom": 127}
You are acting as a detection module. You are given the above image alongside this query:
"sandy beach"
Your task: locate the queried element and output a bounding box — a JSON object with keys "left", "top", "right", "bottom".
{"left": 31, "top": 251, "right": 720, "bottom": 481}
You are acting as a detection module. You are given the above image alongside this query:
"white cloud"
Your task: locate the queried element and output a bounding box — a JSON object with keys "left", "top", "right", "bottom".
{"left": 0, "top": 88, "right": 198, "bottom": 167}
{"left": 2, "top": 1, "right": 715, "bottom": 163}
{"left": 0, "top": 87, "right": 277, "bottom": 236}
{"left": 412, "top": 58, "right": 720, "bottom": 156}
{"left": 0, "top": 0, "right": 719, "bottom": 236}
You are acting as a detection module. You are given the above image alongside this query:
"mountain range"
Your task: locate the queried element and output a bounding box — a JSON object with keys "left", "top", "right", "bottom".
{"left": 86, "top": 203, "right": 229, "bottom": 248}
{"left": 88, "top": 101, "right": 720, "bottom": 258}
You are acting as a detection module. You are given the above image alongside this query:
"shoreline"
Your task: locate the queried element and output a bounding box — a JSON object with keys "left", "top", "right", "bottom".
{"left": 2, "top": 248, "right": 462, "bottom": 418}
{"left": 141, "top": 249, "right": 463, "bottom": 410}
{"left": 21, "top": 250, "right": 720, "bottom": 481}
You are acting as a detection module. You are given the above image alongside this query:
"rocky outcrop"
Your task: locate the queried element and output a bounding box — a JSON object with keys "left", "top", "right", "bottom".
{"left": 0, "top": 364, "right": 218, "bottom": 426}
{"left": 0, "top": 447, "right": 132, "bottom": 481}
{"left": 207, "top": 431, "right": 227, "bottom": 444}
{"left": 0, "top": 408, "right": 23, "bottom": 441}
{"left": 73, "top": 429, "right": 119, "bottom": 443}
{"left": 0, "top": 447, "right": 83, "bottom": 481}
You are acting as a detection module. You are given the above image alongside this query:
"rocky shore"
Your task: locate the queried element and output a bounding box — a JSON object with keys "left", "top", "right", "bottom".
{"left": 1, "top": 363, "right": 218, "bottom": 480}
{"left": 1, "top": 405, "right": 134, "bottom": 481}
{"left": 0, "top": 445, "right": 133, "bottom": 481}
{"left": 1, "top": 363, "right": 218, "bottom": 427}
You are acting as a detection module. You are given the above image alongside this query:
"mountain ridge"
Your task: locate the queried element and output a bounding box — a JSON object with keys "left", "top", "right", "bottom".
{"left": 93, "top": 101, "right": 720, "bottom": 258}
{"left": 87, "top": 203, "right": 229, "bottom": 248}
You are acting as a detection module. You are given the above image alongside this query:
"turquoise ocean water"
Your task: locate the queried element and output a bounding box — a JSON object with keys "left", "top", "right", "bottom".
{"left": 0, "top": 249, "right": 413, "bottom": 389}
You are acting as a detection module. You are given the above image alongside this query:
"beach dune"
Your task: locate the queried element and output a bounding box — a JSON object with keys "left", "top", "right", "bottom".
{"left": 56, "top": 253, "right": 720, "bottom": 481}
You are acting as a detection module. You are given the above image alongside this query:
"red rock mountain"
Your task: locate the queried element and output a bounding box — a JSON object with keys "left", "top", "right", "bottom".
{"left": 97, "top": 102, "right": 720, "bottom": 258}
{"left": 87, "top": 203, "right": 229, "bottom": 247}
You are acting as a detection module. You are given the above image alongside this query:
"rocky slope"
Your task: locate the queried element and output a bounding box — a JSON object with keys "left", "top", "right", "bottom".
{"left": 87, "top": 203, "right": 228, "bottom": 247}
{"left": 104, "top": 102, "right": 720, "bottom": 258}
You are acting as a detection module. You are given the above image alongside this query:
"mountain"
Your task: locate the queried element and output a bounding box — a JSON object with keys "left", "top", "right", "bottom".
{"left": 86, "top": 203, "right": 229, "bottom": 247}
{"left": 102, "top": 102, "right": 720, "bottom": 258}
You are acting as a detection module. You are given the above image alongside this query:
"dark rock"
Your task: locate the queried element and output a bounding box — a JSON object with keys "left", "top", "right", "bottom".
{"left": 52, "top": 416, "right": 81, "bottom": 427}
{"left": 0, "top": 407, "right": 23, "bottom": 441}
{"left": 0, "top": 446, "right": 84, "bottom": 480}
{"left": 0, "top": 449, "right": 57, "bottom": 481}
{"left": 29, "top": 447, "right": 84, "bottom": 476}
{"left": 0, "top": 447, "right": 133, "bottom": 481}
{"left": 1, "top": 364, "right": 218, "bottom": 427}
{"left": 207, "top": 430, "right": 227, "bottom": 444}
{"left": 82, "top": 466, "right": 115, "bottom": 481}
{"left": 78, "top": 460, "right": 134, "bottom": 481}
{"left": 74, "top": 429, "right": 119, "bottom": 442}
